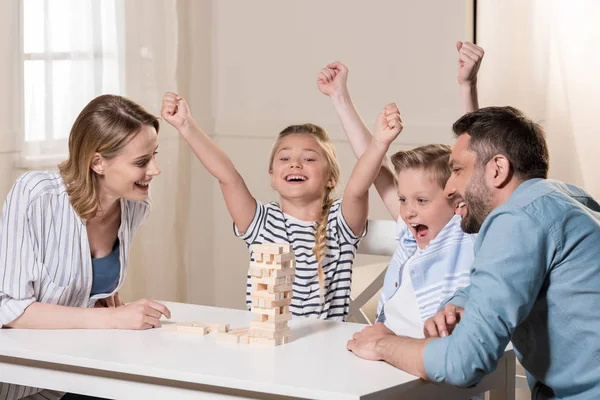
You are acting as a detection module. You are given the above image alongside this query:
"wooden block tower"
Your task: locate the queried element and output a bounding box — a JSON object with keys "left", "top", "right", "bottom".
{"left": 247, "top": 243, "right": 295, "bottom": 346}
{"left": 216, "top": 243, "right": 295, "bottom": 346}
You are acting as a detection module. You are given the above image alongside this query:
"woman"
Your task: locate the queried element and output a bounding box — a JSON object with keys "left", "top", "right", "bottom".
{"left": 0, "top": 95, "right": 170, "bottom": 400}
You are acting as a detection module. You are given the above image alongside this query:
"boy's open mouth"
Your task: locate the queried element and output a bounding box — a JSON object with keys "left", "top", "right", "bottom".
{"left": 410, "top": 223, "right": 429, "bottom": 239}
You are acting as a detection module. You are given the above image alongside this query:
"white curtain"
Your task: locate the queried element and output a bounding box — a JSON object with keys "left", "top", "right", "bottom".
{"left": 478, "top": 0, "right": 600, "bottom": 199}
{"left": 23, "top": 0, "right": 122, "bottom": 158}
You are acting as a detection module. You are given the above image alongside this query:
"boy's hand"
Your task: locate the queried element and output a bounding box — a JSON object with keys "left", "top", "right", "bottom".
{"left": 161, "top": 92, "right": 193, "bottom": 131}
{"left": 374, "top": 103, "right": 403, "bottom": 146}
{"left": 457, "top": 41, "right": 484, "bottom": 86}
{"left": 317, "top": 61, "right": 349, "bottom": 97}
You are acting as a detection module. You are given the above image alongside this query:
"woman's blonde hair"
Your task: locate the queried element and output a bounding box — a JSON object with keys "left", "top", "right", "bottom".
{"left": 58, "top": 94, "right": 159, "bottom": 221}
{"left": 390, "top": 144, "right": 452, "bottom": 188}
{"left": 268, "top": 123, "right": 340, "bottom": 301}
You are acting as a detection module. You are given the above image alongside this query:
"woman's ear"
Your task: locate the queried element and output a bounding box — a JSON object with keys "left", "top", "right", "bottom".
{"left": 90, "top": 152, "right": 105, "bottom": 175}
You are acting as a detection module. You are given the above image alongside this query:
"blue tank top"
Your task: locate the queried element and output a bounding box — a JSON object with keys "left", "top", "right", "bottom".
{"left": 90, "top": 240, "right": 121, "bottom": 296}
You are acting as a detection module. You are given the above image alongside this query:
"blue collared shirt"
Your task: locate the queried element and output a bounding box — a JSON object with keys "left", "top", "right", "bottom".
{"left": 377, "top": 214, "right": 476, "bottom": 323}
{"left": 424, "top": 179, "right": 600, "bottom": 399}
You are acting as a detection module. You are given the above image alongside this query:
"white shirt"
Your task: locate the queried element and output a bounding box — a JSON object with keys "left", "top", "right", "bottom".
{"left": 0, "top": 171, "right": 150, "bottom": 400}
{"left": 382, "top": 253, "right": 424, "bottom": 338}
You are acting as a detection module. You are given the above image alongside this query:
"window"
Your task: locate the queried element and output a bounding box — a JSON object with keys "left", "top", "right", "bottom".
{"left": 23, "top": 0, "right": 123, "bottom": 159}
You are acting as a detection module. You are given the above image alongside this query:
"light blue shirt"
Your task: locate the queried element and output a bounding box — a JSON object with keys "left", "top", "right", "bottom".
{"left": 377, "top": 214, "right": 476, "bottom": 323}
{"left": 424, "top": 179, "right": 600, "bottom": 399}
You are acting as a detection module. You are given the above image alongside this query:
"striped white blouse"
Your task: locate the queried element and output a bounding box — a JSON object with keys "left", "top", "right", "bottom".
{"left": 0, "top": 171, "right": 150, "bottom": 400}
{"left": 235, "top": 199, "right": 366, "bottom": 321}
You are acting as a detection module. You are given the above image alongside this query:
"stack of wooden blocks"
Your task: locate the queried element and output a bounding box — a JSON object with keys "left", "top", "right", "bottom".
{"left": 216, "top": 243, "right": 295, "bottom": 346}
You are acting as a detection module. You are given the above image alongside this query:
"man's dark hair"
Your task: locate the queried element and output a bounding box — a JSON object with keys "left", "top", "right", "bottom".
{"left": 452, "top": 106, "right": 549, "bottom": 180}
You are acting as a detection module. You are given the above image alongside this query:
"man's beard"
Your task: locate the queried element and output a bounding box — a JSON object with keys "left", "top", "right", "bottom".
{"left": 461, "top": 169, "right": 493, "bottom": 234}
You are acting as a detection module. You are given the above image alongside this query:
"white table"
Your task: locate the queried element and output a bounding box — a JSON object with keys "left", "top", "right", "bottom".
{"left": 0, "top": 302, "right": 515, "bottom": 399}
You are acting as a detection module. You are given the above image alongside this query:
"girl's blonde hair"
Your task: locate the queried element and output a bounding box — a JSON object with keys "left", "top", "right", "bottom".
{"left": 390, "top": 144, "right": 452, "bottom": 188}
{"left": 58, "top": 94, "right": 159, "bottom": 221}
{"left": 268, "top": 123, "right": 340, "bottom": 301}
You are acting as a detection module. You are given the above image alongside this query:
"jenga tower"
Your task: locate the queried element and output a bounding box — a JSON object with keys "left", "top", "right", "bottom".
{"left": 247, "top": 243, "right": 295, "bottom": 346}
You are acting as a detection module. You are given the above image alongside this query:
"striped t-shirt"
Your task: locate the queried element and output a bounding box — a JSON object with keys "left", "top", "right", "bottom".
{"left": 235, "top": 199, "right": 365, "bottom": 321}
{"left": 0, "top": 171, "right": 150, "bottom": 400}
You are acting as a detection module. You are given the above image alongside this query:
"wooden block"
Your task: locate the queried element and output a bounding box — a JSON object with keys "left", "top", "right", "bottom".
{"left": 249, "top": 320, "right": 288, "bottom": 330}
{"left": 161, "top": 323, "right": 179, "bottom": 331}
{"left": 284, "top": 276, "right": 293, "bottom": 284}
{"left": 251, "top": 243, "right": 286, "bottom": 255}
{"left": 268, "top": 312, "right": 292, "bottom": 323}
{"left": 248, "top": 337, "right": 279, "bottom": 346}
{"left": 268, "top": 283, "right": 293, "bottom": 294}
{"left": 251, "top": 290, "right": 282, "bottom": 300}
{"left": 177, "top": 325, "right": 208, "bottom": 335}
{"left": 248, "top": 267, "right": 263, "bottom": 277}
{"left": 274, "top": 252, "right": 294, "bottom": 263}
{"left": 239, "top": 335, "right": 249, "bottom": 344}
{"left": 254, "top": 252, "right": 263, "bottom": 263}
{"left": 216, "top": 332, "right": 239, "bottom": 343}
{"left": 270, "top": 268, "right": 295, "bottom": 278}
{"left": 216, "top": 327, "right": 250, "bottom": 344}
{"left": 249, "top": 297, "right": 292, "bottom": 309}
{"left": 249, "top": 327, "right": 291, "bottom": 340}
{"left": 251, "top": 307, "right": 279, "bottom": 317}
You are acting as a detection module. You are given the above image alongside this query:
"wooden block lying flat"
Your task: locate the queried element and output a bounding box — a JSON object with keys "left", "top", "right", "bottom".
{"left": 162, "top": 322, "right": 229, "bottom": 335}
{"left": 252, "top": 290, "right": 283, "bottom": 300}
{"left": 268, "top": 283, "right": 293, "bottom": 294}
{"left": 274, "top": 252, "right": 294, "bottom": 263}
{"left": 216, "top": 327, "right": 250, "bottom": 343}
{"left": 248, "top": 337, "right": 285, "bottom": 346}
{"left": 250, "top": 307, "right": 279, "bottom": 317}
{"left": 251, "top": 244, "right": 285, "bottom": 255}
{"left": 249, "top": 327, "right": 291, "bottom": 340}
{"left": 270, "top": 268, "right": 295, "bottom": 278}
{"left": 268, "top": 312, "right": 292, "bottom": 323}
{"left": 249, "top": 320, "right": 288, "bottom": 330}
{"left": 249, "top": 297, "right": 292, "bottom": 309}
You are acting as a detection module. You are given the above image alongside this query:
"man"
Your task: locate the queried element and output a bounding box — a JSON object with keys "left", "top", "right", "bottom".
{"left": 347, "top": 106, "right": 600, "bottom": 399}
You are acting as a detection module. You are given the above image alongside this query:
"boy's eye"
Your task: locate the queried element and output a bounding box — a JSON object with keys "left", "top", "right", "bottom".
{"left": 398, "top": 197, "right": 406, "bottom": 203}
{"left": 417, "top": 198, "right": 428, "bottom": 204}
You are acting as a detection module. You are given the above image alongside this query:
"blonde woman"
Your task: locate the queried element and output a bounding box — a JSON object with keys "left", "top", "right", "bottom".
{"left": 0, "top": 95, "right": 170, "bottom": 399}
{"left": 161, "top": 92, "right": 401, "bottom": 321}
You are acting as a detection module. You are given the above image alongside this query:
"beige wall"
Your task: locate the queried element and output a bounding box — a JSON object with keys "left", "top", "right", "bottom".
{"left": 0, "top": 0, "right": 473, "bottom": 309}
{"left": 203, "top": 0, "right": 473, "bottom": 308}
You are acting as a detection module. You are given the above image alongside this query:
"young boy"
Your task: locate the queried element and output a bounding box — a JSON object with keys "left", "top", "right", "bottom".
{"left": 317, "top": 42, "right": 485, "bottom": 337}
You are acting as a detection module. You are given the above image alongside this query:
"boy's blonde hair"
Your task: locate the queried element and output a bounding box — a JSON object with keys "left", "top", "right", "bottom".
{"left": 268, "top": 123, "right": 340, "bottom": 300}
{"left": 58, "top": 94, "right": 159, "bottom": 221}
{"left": 390, "top": 144, "right": 452, "bottom": 188}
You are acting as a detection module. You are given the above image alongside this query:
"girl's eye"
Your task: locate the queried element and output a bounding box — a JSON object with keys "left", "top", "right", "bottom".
{"left": 279, "top": 157, "right": 289, "bottom": 161}
{"left": 304, "top": 158, "right": 315, "bottom": 162}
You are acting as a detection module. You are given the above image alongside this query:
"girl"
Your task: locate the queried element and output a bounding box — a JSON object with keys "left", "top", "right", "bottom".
{"left": 161, "top": 92, "right": 401, "bottom": 321}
